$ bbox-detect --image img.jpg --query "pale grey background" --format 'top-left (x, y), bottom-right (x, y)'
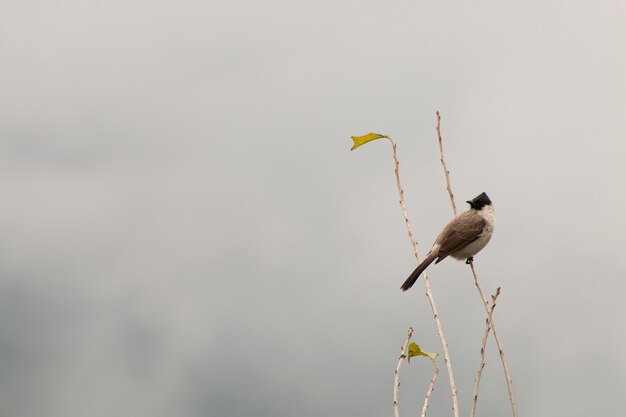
top-left (0, 0), bottom-right (624, 416)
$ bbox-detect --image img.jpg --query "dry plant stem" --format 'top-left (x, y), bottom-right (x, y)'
top-left (388, 139), bottom-right (459, 417)
top-left (470, 263), bottom-right (518, 417)
top-left (421, 367), bottom-right (440, 417)
top-left (434, 112), bottom-right (518, 417)
top-left (470, 287), bottom-right (501, 417)
top-left (436, 111), bottom-right (457, 216)
top-left (394, 327), bottom-right (414, 417)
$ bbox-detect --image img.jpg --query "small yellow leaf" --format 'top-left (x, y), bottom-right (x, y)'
top-left (350, 133), bottom-right (389, 150)
top-left (408, 342), bottom-right (439, 364)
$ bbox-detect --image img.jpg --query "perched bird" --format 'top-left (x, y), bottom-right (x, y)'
top-left (401, 192), bottom-right (495, 291)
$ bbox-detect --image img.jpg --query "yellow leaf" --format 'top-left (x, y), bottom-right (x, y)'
top-left (408, 342), bottom-right (439, 364)
top-left (350, 133), bottom-right (389, 150)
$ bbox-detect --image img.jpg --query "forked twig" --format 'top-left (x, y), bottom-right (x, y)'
top-left (388, 138), bottom-right (459, 417)
top-left (434, 112), bottom-right (518, 417)
top-left (470, 287), bottom-right (501, 417)
top-left (470, 263), bottom-right (517, 417)
top-left (394, 327), bottom-right (414, 417)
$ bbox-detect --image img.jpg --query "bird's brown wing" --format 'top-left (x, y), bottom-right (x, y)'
top-left (434, 212), bottom-right (486, 263)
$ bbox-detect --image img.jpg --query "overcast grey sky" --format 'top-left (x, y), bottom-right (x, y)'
top-left (1, 0), bottom-right (625, 416)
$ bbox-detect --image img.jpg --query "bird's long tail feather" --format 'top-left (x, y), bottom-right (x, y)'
top-left (400, 254), bottom-right (436, 291)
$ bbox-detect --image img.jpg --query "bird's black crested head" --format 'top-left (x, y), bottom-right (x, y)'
top-left (466, 192), bottom-right (492, 210)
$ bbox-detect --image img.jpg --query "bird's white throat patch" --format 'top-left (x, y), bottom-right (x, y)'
top-left (478, 204), bottom-right (496, 230)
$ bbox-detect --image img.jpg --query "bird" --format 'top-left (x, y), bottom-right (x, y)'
top-left (400, 192), bottom-right (495, 291)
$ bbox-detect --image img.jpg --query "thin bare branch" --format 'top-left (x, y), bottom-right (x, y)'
top-left (436, 111), bottom-right (457, 216)
top-left (388, 138), bottom-right (459, 417)
top-left (470, 263), bottom-right (518, 417)
top-left (470, 287), bottom-right (501, 417)
top-left (393, 327), bottom-right (414, 417)
top-left (434, 112), bottom-right (518, 417)
top-left (421, 367), bottom-right (440, 417)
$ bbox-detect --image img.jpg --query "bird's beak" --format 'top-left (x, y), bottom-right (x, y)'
top-left (466, 200), bottom-right (472, 205)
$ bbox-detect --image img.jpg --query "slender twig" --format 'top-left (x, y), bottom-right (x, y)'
top-left (387, 138), bottom-right (459, 417)
top-left (421, 367), bottom-right (440, 417)
top-left (436, 111), bottom-right (457, 216)
top-left (433, 112), bottom-right (518, 417)
top-left (394, 327), bottom-right (414, 417)
top-left (470, 263), bottom-right (518, 417)
top-left (470, 287), bottom-right (501, 417)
